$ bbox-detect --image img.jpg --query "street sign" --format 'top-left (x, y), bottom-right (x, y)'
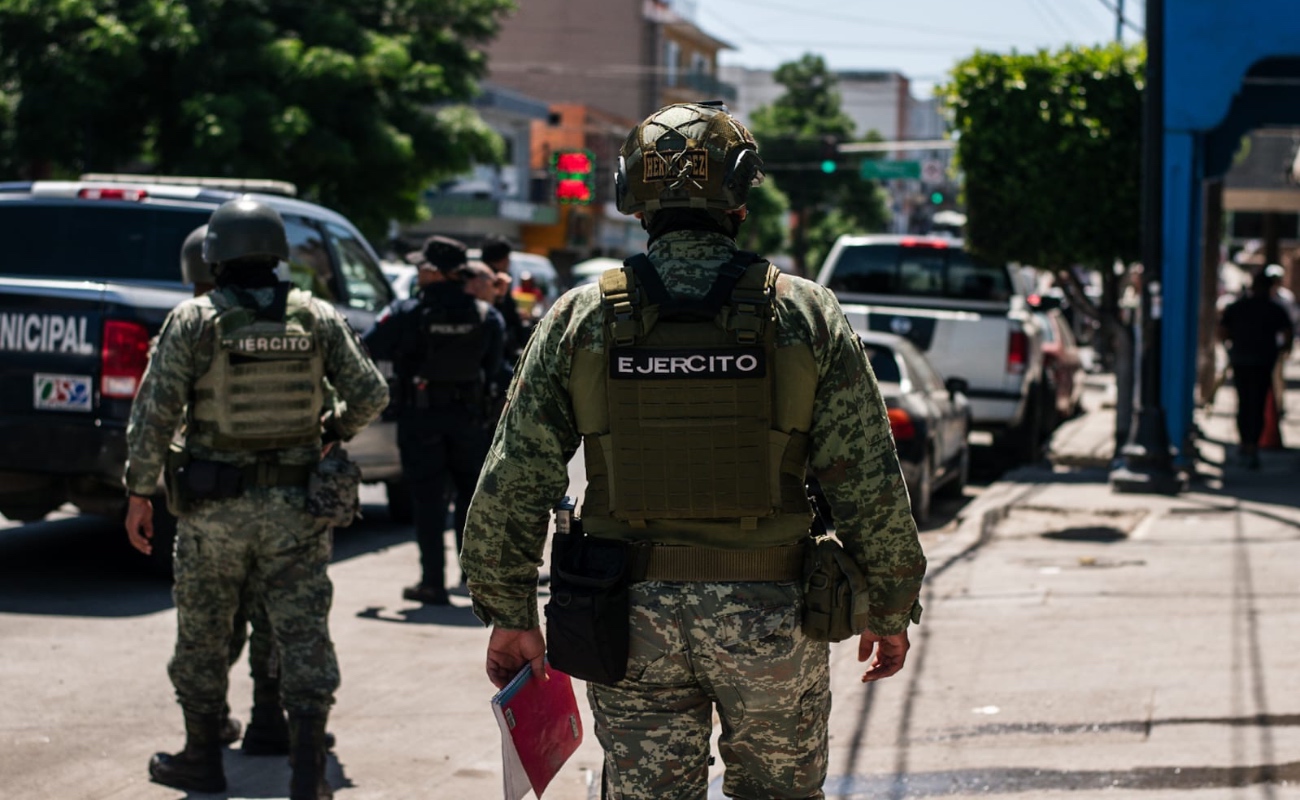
top-left (922, 159), bottom-right (945, 184)
top-left (860, 160), bottom-right (921, 180)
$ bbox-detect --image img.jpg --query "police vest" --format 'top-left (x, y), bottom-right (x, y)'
top-left (190, 288), bottom-right (326, 451)
top-left (416, 292), bottom-right (491, 386)
top-left (569, 251), bottom-right (817, 547)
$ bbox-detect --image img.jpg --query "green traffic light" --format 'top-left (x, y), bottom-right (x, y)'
top-left (930, 191), bottom-right (945, 204)
top-left (821, 160), bottom-right (837, 174)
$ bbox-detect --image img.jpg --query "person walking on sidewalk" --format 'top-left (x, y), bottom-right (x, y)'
top-left (461, 101), bottom-right (926, 798)
top-left (363, 236), bottom-right (505, 604)
top-left (1219, 267), bottom-right (1293, 468)
top-left (125, 198), bottom-right (389, 799)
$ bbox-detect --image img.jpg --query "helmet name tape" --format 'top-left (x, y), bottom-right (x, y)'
top-left (644, 150), bottom-right (709, 187)
top-left (609, 347), bottom-right (766, 380)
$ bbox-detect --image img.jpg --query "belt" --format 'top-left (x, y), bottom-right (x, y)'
top-left (628, 543), bottom-right (805, 583)
top-left (241, 462), bottom-right (313, 488)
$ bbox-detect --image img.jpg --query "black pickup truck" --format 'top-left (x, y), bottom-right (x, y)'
top-left (0, 178), bottom-right (406, 566)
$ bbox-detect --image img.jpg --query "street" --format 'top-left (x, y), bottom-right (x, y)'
top-left (1, 373), bottom-right (1298, 799)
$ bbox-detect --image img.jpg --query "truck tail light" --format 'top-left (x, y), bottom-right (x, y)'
top-left (78, 187), bottom-right (148, 201)
top-left (888, 408), bottom-right (916, 441)
top-left (1006, 329), bottom-right (1028, 375)
top-left (101, 320), bottom-right (151, 398)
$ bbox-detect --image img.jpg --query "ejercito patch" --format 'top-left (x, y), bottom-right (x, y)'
top-left (609, 348), bottom-right (765, 379)
top-left (644, 150), bottom-right (708, 182)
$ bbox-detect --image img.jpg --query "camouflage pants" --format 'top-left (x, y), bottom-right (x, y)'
top-left (169, 487), bottom-right (338, 717)
top-left (588, 580), bottom-right (830, 800)
top-left (228, 585), bottom-right (277, 689)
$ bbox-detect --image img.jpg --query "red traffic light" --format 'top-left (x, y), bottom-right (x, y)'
top-left (556, 178), bottom-right (592, 203)
top-left (555, 151), bottom-right (593, 174)
top-left (552, 149), bottom-right (596, 205)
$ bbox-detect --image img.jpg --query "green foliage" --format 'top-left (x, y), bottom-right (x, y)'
top-left (747, 53), bottom-right (891, 273)
top-left (736, 176), bottom-right (790, 256)
top-left (939, 44), bottom-right (1144, 271)
top-left (0, 0), bottom-right (513, 238)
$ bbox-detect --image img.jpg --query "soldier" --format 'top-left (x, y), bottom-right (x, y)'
top-left (178, 225), bottom-right (319, 757)
top-left (461, 102), bottom-right (926, 798)
top-left (124, 198), bottom-right (389, 799)
top-left (362, 236), bottom-right (505, 604)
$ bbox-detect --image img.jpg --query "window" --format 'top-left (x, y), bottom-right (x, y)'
top-left (283, 217), bottom-right (337, 302)
top-left (861, 342), bottom-right (901, 383)
top-left (324, 222), bottom-right (392, 311)
top-left (828, 243), bottom-right (1011, 302)
top-left (664, 40), bottom-right (680, 86)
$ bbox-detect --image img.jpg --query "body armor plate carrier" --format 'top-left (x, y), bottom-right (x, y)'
top-left (191, 288), bottom-right (325, 451)
top-left (584, 251), bottom-right (809, 532)
top-left (415, 294), bottom-right (491, 392)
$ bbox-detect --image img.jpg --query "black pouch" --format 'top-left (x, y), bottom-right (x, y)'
top-left (183, 459), bottom-right (244, 501)
top-left (544, 522), bottom-right (631, 685)
top-left (163, 443), bottom-right (193, 517)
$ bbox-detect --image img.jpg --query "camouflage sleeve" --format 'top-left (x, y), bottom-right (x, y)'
top-left (803, 285), bottom-right (926, 635)
top-left (123, 305), bottom-right (202, 495)
top-left (461, 293), bottom-right (586, 630)
top-left (318, 304), bottom-right (389, 439)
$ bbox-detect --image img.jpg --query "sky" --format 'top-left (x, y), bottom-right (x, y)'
top-left (690, 0), bottom-right (1146, 98)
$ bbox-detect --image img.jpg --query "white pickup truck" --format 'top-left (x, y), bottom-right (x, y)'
top-left (816, 234), bottom-right (1049, 462)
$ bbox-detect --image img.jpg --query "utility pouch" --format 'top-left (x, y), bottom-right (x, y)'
top-left (544, 499), bottom-right (631, 685)
top-left (182, 459), bottom-right (245, 501)
top-left (163, 443), bottom-right (194, 517)
top-left (307, 447), bottom-right (362, 527)
top-left (801, 535), bottom-right (871, 643)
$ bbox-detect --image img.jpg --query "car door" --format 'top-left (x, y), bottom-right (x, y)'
top-left (899, 341), bottom-right (960, 469)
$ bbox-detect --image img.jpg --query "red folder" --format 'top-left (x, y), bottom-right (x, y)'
top-left (491, 662), bottom-right (583, 799)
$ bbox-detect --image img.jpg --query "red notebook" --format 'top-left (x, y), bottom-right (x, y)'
top-left (491, 662), bottom-right (583, 799)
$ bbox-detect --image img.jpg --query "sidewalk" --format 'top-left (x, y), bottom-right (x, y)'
top-left (838, 367), bottom-right (1300, 799)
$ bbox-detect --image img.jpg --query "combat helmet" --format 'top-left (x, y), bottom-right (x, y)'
top-left (203, 196), bottom-right (290, 264)
top-left (180, 224), bottom-right (212, 284)
top-left (614, 101), bottom-right (764, 215)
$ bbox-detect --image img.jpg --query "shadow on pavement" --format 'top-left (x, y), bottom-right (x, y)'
top-left (0, 502), bottom-right (416, 618)
top-left (354, 603), bottom-right (481, 627)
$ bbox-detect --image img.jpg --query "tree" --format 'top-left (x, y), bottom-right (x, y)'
top-left (736, 177), bottom-right (790, 257)
top-left (939, 44), bottom-right (1144, 335)
top-left (0, 0), bottom-right (512, 239)
top-left (748, 54), bottom-right (891, 275)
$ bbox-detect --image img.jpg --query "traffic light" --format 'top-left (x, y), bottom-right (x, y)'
top-left (552, 149), bottom-right (596, 205)
top-left (929, 190), bottom-right (945, 205)
top-left (819, 135), bottom-right (838, 174)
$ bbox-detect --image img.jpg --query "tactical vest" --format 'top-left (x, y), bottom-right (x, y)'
top-left (570, 251), bottom-right (817, 547)
top-left (190, 288), bottom-right (326, 451)
top-left (416, 292), bottom-right (491, 386)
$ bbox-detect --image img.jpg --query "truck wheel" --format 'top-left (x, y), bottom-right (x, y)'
top-left (386, 480), bottom-right (413, 524)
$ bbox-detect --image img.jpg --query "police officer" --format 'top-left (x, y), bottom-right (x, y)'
top-left (460, 102), bottom-right (926, 798)
top-left (125, 198), bottom-right (389, 799)
top-left (480, 233), bottom-right (527, 360)
top-left (179, 225), bottom-right (320, 757)
top-left (363, 235), bottom-right (505, 604)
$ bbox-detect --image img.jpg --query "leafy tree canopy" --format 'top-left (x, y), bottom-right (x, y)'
top-left (939, 44), bottom-right (1145, 272)
top-left (748, 53), bottom-right (890, 273)
top-left (736, 176), bottom-right (790, 256)
top-left (0, 0), bottom-right (513, 238)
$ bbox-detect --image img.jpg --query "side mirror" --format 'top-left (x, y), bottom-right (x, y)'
top-left (945, 376), bottom-right (969, 397)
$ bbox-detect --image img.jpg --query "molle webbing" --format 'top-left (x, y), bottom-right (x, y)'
top-left (190, 293), bottom-right (325, 451)
top-left (599, 252), bottom-right (783, 525)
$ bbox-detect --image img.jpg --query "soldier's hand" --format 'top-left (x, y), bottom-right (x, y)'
top-left (125, 495), bottom-right (155, 555)
top-left (486, 626), bottom-right (546, 689)
top-left (858, 629), bottom-right (910, 683)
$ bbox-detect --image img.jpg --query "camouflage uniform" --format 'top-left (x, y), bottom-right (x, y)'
top-left (125, 286), bottom-right (388, 717)
top-left (462, 230), bottom-right (925, 799)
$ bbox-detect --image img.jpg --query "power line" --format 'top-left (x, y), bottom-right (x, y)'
top-left (702, 0), bottom-right (1052, 43)
top-left (1024, 0), bottom-right (1080, 40)
top-left (1091, 0), bottom-right (1146, 35)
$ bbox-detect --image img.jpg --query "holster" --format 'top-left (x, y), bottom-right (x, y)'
top-left (163, 443), bottom-right (194, 517)
top-left (306, 447), bottom-right (361, 527)
top-left (801, 535), bottom-right (871, 642)
top-left (544, 519), bottom-right (632, 685)
top-left (175, 457), bottom-right (245, 505)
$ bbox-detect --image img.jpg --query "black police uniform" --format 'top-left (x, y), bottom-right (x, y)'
top-left (364, 277), bottom-right (505, 601)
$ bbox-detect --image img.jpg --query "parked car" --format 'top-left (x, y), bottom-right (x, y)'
top-left (810, 331), bottom-right (971, 527)
top-left (569, 256), bottom-right (626, 287)
top-left (1033, 307), bottom-right (1085, 428)
top-left (0, 176), bottom-right (407, 569)
top-left (380, 259), bottom-right (419, 300)
top-left (816, 234), bottom-right (1048, 463)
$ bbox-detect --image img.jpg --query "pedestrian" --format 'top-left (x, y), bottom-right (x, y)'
top-left (480, 233), bottom-right (527, 360)
top-left (362, 236), bottom-right (505, 604)
top-left (462, 260), bottom-right (515, 421)
top-left (1263, 264), bottom-right (1298, 418)
top-left (460, 102), bottom-right (926, 799)
top-left (178, 224), bottom-right (299, 757)
top-left (124, 197), bottom-right (389, 799)
top-left (1219, 266), bottom-right (1293, 468)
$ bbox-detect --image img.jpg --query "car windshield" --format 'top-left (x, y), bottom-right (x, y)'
top-left (861, 343), bottom-right (901, 383)
top-left (827, 242), bottom-right (1011, 301)
top-left (0, 203), bottom-right (211, 281)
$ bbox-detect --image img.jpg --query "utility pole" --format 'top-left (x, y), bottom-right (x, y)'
top-left (1116, 0), bottom-right (1125, 42)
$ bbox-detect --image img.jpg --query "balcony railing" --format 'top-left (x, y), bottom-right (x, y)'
top-left (666, 71), bottom-right (737, 102)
